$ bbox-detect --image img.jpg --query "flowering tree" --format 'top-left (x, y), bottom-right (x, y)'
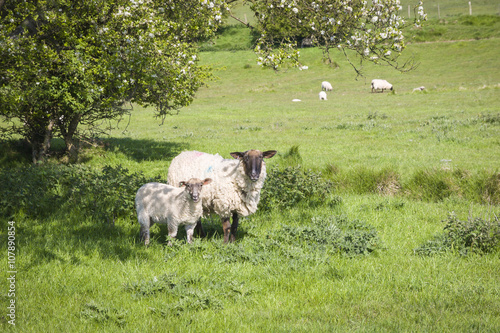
top-left (0, 0), bottom-right (227, 162)
top-left (246, 0), bottom-right (426, 73)
top-left (0, 0), bottom-right (425, 163)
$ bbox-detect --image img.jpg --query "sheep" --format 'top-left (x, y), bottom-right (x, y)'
top-left (319, 91), bottom-right (327, 100)
top-left (321, 81), bottom-right (333, 91)
top-left (135, 178), bottom-right (212, 245)
top-left (167, 149), bottom-right (277, 243)
top-left (371, 79), bottom-right (393, 93)
top-left (301, 37), bottom-right (313, 48)
top-left (413, 86), bottom-right (425, 92)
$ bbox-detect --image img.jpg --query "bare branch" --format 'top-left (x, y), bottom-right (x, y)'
top-left (228, 11), bottom-right (255, 29)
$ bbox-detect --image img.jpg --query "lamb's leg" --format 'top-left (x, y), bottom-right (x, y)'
top-left (140, 227), bottom-right (150, 246)
top-left (185, 224), bottom-right (196, 244)
top-left (230, 212), bottom-right (239, 243)
top-left (194, 218), bottom-right (206, 238)
top-left (138, 214), bottom-right (151, 246)
top-left (222, 217), bottom-right (231, 244)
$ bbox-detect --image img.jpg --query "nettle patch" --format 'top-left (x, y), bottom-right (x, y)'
top-left (260, 164), bottom-right (340, 210)
top-left (414, 213), bottom-right (500, 256)
top-left (124, 272), bottom-right (249, 315)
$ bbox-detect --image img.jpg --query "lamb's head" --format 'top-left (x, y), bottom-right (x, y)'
top-left (179, 178), bottom-right (212, 202)
top-left (230, 149), bottom-right (277, 182)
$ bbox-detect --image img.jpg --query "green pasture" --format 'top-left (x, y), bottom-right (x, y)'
top-left (1, 3), bottom-right (500, 332)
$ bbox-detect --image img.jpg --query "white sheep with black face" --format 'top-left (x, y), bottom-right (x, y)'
top-left (167, 149), bottom-right (277, 243)
top-left (371, 79), bottom-right (394, 93)
top-left (319, 91), bottom-right (327, 100)
top-left (321, 81), bottom-right (333, 91)
top-left (135, 178), bottom-right (212, 245)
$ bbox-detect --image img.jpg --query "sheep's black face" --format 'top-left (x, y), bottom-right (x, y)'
top-left (230, 149), bottom-right (277, 182)
top-left (180, 178), bottom-right (212, 202)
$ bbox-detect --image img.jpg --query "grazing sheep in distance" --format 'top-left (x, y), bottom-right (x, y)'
top-left (319, 91), bottom-right (327, 100)
top-left (322, 81), bottom-right (333, 91)
top-left (301, 37), bottom-right (313, 48)
top-left (167, 149), bottom-right (277, 243)
top-left (413, 86), bottom-right (425, 92)
top-left (135, 178), bottom-right (212, 245)
top-left (371, 79), bottom-right (393, 93)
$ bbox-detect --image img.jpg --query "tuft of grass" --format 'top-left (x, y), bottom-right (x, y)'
top-left (405, 168), bottom-right (500, 205)
top-left (331, 167), bottom-right (401, 196)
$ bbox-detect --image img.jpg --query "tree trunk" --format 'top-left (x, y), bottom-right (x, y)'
top-left (31, 119), bottom-right (55, 163)
top-left (61, 114), bottom-right (81, 163)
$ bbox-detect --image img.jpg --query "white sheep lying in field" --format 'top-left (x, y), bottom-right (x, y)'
top-left (167, 149), bottom-right (277, 243)
top-left (319, 91), bottom-right (327, 100)
top-left (413, 86), bottom-right (425, 92)
top-left (135, 178), bottom-right (212, 245)
top-left (321, 81), bottom-right (333, 91)
top-left (371, 79), bottom-right (393, 93)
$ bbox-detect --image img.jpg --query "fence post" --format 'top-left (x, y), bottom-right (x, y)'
top-left (408, 5), bottom-right (411, 18)
top-left (469, 1), bottom-right (472, 15)
top-left (438, 4), bottom-right (440, 19)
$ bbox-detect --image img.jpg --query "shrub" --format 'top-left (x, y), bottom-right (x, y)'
top-left (414, 213), bottom-right (500, 256)
top-left (0, 164), bottom-right (68, 218)
top-left (0, 164), bottom-right (162, 223)
top-left (259, 164), bottom-right (335, 210)
top-left (67, 165), bottom-right (163, 224)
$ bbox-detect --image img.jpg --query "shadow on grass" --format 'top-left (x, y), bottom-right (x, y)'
top-left (105, 138), bottom-right (189, 162)
top-left (148, 215), bottom-right (249, 245)
top-left (16, 219), bottom-right (139, 269)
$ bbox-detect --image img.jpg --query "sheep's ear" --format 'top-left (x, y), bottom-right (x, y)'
top-left (263, 150), bottom-right (277, 158)
top-left (179, 181), bottom-right (187, 187)
top-left (203, 178), bottom-right (212, 185)
top-left (230, 152), bottom-right (245, 159)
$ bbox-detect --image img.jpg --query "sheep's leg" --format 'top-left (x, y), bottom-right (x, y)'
top-left (194, 218), bottom-right (206, 238)
top-left (185, 224), bottom-right (196, 244)
top-left (167, 225), bottom-right (178, 246)
top-left (230, 212), bottom-right (239, 243)
top-left (222, 217), bottom-right (231, 244)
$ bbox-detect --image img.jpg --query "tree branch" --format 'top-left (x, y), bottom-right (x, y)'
top-left (229, 11), bottom-right (254, 29)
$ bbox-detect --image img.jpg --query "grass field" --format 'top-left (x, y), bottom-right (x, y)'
top-left (1, 1), bottom-right (500, 332)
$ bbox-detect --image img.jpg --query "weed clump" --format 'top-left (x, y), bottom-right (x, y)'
top-left (414, 213), bottom-right (500, 256)
top-left (260, 165), bottom-right (336, 210)
top-left (272, 215), bottom-right (382, 256)
top-left (81, 302), bottom-right (126, 326)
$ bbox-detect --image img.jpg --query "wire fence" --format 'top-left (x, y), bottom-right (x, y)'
top-left (402, 1), bottom-right (500, 19)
